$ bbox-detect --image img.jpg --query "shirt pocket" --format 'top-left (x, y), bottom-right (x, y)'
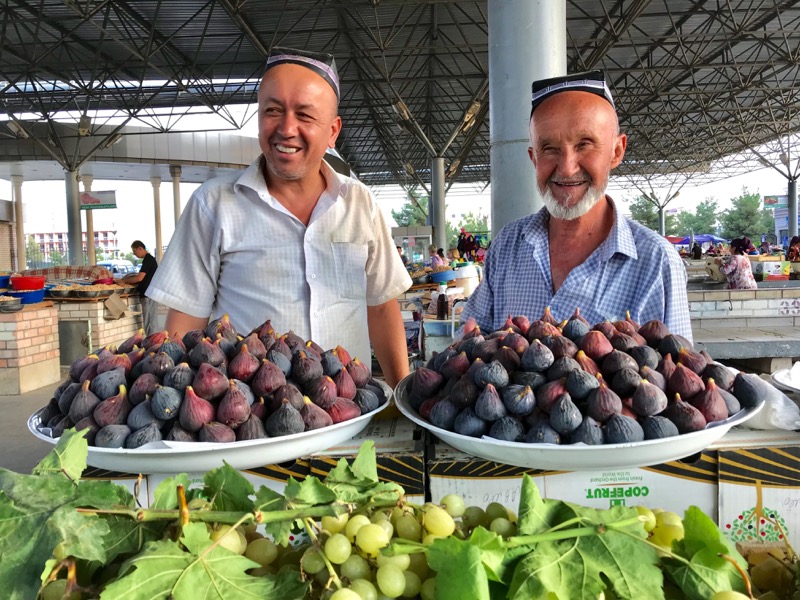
top-left (331, 242), bottom-right (369, 299)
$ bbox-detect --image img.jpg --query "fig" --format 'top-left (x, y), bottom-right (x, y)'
top-left (304, 339), bottom-right (324, 359)
top-left (574, 350), bottom-right (601, 377)
top-left (69, 380), bottom-right (102, 423)
top-left (95, 424), bottom-right (131, 448)
top-left (609, 332), bottom-right (638, 353)
top-left (281, 331), bottom-right (305, 353)
top-left (292, 351), bottom-right (324, 386)
top-left (129, 372), bottom-right (161, 405)
top-left (206, 314), bottom-right (237, 344)
top-left (488, 416), bottom-right (525, 442)
top-left (266, 399), bottom-right (305, 436)
top-left (474, 360), bottom-right (509, 389)
top-left (731, 372), bottom-right (769, 409)
top-left (540, 334), bottom-right (578, 360)
top-left (182, 329), bottom-right (206, 352)
top-left (663, 393), bottom-right (707, 433)
top-left (127, 398), bottom-right (165, 431)
top-left (159, 337), bottom-right (187, 364)
top-left (501, 332), bottom-right (530, 355)
top-left (74, 416), bottom-right (100, 445)
top-left (163, 362), bottom-right (195, 393)
top-left (657, 352), bottom-right (677, 381)
top-left (79, 358), bottom-right (102, 384)
top-left (677, 347), bottom-right (708, 375)
top-left (192, 362), bottom-right (230, 401)
top-left (354, 388), bottom-right (380, 414)
top-left (270, 384), bottom-right (305, 412)
top-left (453, 407), bottom-right (488, 437)
top-left (214, 333), bottom-right (238, 360)
top-left (327, 397), bottom-right (362, 424)
top-left (127, 347), bottom-right (146, 369)
top-left (142, 330), bottom-right (169, 350)
top-left (198, 421), bottom-right (236, 443)
top-left (237, 333), bottom-right (268, 361)
top-left (579, 330), bottom-right (613, 361)
top-left (57, 382), bottom-right (82, 414)
top-left (457, 334), bottom-right (485, 361)
top-left (568, 416), bottom-right (604, 445)
top-left (549, 394), bottom-right (582, 435)
top-left (611, 367), bottom-right (641, 397)
top-left (411, 367), bottom-right (444, 398)
top-left (266, 349), bottom-right (292, 377)
top-left (39, 397), bottom-right (61, 426)
top-left (535, 378), bottom-right (568, 413)
top-left (512, 315), bottom-right (531, 335)
top-left (658, 334), bottom-right (692, 361)
top-left (118, 329), bottom-right (145, 354)
top-left (472, 338), bottom-right (502, 364)
top-left (227, 344), bottom-right (260, 383)
top-left (718, 387), bottom-right (741, 415)
top-left (429, 399), bottom-right (459, 430)
top-left (125, 422), bottom-right (163, 448)
top-left (474, 383), bottom-right (506, 422)
top-left (216, 380), bottom-right (252, 429)
top-left (500, 317), bottom-right (522, 335)
top-left (592, 320), bottom-right (617, 339)
top-left (189, 337), bottom-right (226, 369)
top-left (613, 318), bottom-right (637, 337)
top-left (493, 346), bottom-right (521, 373)
top-left (320, 350), bottom-right (344, 377)
top-left (689, 378), bottom-right (728, 423)
top-left (48, 415), bottom-right (73, 438)
top-left (668, 363), bottom-right (705, 399)
top-left (97, 352), bottom-right (132, 377)
top-left (271, 337), bottom-right (293, 360)
top-left (449, 376), bottom-right (480, 410)
top-left (141, 351), bottom-right (175, 378)
top-left (638, 319), bottom-right (669, 347)
top-left (150, 385), bottom-right (183, 420)
top-left (93, 385), bottom-right (132, 428)
top-left (631, 379), bottom-right (668, 417)
top-left (236, 414), bottom-right (268, 441)
top-left (179, 386), bottom-right (215, 432)
top-left (91, 367), bottom-right (126, 400)
top-left (603, 414), bottom-right (644, 443)
top-left (703, 363), bottom-right (735, 391)
top-left (440, 351), bottom-right (472, 380)
top-left (630, 345), bottom-right (660, 370)
top-left (526, 320), bottom-right (561, 342)
top-left (247, 359), bottom-right (285, 399)
top-left (520, 339), bottom-right (555, 372)
top-left (303, 376), bottom-right (337, 409)
top-left (565, 368), bottom-right (600, 400)
top-left (299, 396), bottom-right (333, 431)
top-left (166, 422), bottom-right (197, 442)
top-left (251, 319), bottom-right (276, 351)
top-left (547, 356), bottom-right (580, 381)
top-left (69, 353), bottom-right (98, 382)
top-left (562, 309), bottom-right (591, 342)
top-left (586, 381), bottom-right (622, 423)
top-left (510, 370), bottom-right (547, 391)
top-left (501, 385), bottom-right (535, 417)
top-left (525, 421), bottom-right (561, 444)
top-left (539, 306), bottom-right (559, 326)
top-left (642, 416), bottom-right (679, 440)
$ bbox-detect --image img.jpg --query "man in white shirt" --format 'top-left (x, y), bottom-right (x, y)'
top-left (147, 47), bottom-right (412, 387)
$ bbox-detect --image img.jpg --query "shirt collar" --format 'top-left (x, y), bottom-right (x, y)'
top-left (234, 156), bottom-right (350, 201)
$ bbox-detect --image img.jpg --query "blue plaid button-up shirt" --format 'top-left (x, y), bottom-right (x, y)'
top-left (461, 197), bottom-right (693, 342)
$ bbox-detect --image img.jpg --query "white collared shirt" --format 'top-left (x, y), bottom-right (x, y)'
top-left (147, 157), bottom-right (412, 365)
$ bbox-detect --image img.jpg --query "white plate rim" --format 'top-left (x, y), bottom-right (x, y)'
top-left (771, 368), bottom-right (800, 394)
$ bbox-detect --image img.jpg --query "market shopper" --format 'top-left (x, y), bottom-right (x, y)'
top-left (788, 236), bottom-right (800, 261)
top-left (460, 70), bottom-right (693, 341)
top-left (429, 244), bottom-right (446, 269)
top-left (121, 241), bottom-right (159, 335)
top-left (716, 237), bottom-right (758, 290)
top-left (147, 47), bottom-right (412, 387)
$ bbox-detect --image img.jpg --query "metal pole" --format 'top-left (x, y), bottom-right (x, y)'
top-left (658, 206), bottom-right (666, 236)
top-left (488, 0), bottom-right (566, 236)
top-left (65, 169), bottom-right (82, 265)
top-left (151, 176), bottom-right (163, 261)
top-left (11, 175), bottom-right (25, 271)
top-left (431, 157), bottom-right (446, 252)
top-left (81, 175), bottom-right (96, 265)
top-left (789, 178), bottom-right (798, 239)
top-left (169, 165), bottom-right (182, 227)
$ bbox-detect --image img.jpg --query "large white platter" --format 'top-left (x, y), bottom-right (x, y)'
top-left (394, 375), bottom-right (764, 471)
top-left (28, 381), bottom-right (391, 474)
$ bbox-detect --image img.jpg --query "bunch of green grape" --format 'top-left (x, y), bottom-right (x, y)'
top-left (635, 506), bottom-right (685, 551)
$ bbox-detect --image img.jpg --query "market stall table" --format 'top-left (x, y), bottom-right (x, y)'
top-left (0, 301), bottom-right (60, 394)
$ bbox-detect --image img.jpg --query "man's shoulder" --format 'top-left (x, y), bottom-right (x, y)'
top-left (493, 212), bottom-right (541, 244)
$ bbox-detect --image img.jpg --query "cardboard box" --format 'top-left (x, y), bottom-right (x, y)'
top-left (310, 417), bottom-right (426, 502)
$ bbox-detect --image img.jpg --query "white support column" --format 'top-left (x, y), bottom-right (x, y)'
top-left (169, 165), bottom-right (182, 228)
top-left (81, 174), bottom-right (95, 265)
top-left (151, 176), bottom-right (163, 261)
top-left (431, 157), bottom-right (447, 251)
top-left (65, 170), bottom-right (82, 265)
top-left (11, 175), bottom-right (25, 271)
top-left (488, 0), bottom-right (566, 235)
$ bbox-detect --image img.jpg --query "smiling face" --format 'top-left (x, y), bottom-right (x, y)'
top-left (528, 91), bottom-right (626, 220)
top-left (257, 64), bottom-right (342, 185)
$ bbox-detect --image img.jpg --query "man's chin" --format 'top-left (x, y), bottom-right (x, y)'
top-left (541, 186), bottom-right (604, 221)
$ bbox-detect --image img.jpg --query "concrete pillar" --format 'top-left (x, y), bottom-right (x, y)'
top-left (789, 179), bottom-right (798, 239)
top-left (10, 175), bottom-right (25, 271)
top-left (488, 0), bottom-right (566, 236)
top-left (151, 176), bottom-right (163, 261)
top-left (65, 170), bottom-right (82, 265)
top-left (81, 175), bottom-right (96, 265)
top-left (431, 157), bottom-right (447, 251)
top-left (169, 165), bottom-right (182, 227)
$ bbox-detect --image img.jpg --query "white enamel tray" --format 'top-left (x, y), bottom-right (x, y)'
top-left (394, 375), bottom-right (764, 471)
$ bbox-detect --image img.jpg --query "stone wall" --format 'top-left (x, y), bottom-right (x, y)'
top-left (55, 295), bottom-right (143, 354)
top-left (0, 302), bottom-right (60, 393)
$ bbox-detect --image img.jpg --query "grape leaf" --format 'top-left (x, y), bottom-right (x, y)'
top-left (467, 526), bottom-right (507, 582)
top-left (254, 487), bottom-right (292, 546)
top-left (284, 476), bottom-right (337, 505)
top-left (350, 439), bottom-right (379, 481)
top-left (662, 506), bottom-right (748, 599)
top-left (99, 522), bottom-right (307, 599)
top-left (516, 473), bottom-right (563, 536)
top-left (323, 442), bottom-right (403, 504)
top-left (99, 515), bottom-right (167, 565)
top-left (204, 463), bottom-right (255, 512)
top-left (427, 536), bottom-right (491, 600)
top-left (32, 428), bottom-right (88, 481)
top-left (151, 473), bottom-right (192, 509)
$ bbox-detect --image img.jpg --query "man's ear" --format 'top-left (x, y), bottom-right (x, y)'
top-left (610, 133), bottom-right (627, 169)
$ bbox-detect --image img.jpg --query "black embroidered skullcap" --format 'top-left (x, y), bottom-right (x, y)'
top-left (264, 47), bottom-right (340, 101)
top-left (531, 70), bottom-right (614, 115)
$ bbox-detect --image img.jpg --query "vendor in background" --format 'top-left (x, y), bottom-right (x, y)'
top-left (429, 244), bottom-right (446, 268)
top-left (397, 245), bottom-right (410, 268)
top-left (716, 237), bottom-right (757, 290)
top-left (788, 236), bottom-right (800, 261)
top-left (760, 239), bottom-right (772, 255)
top-left (121, 240), bottom-right (159, 335)
top-left (146, 47), bottom-right (412, 387)
top-left (691, 242), bottom-right (702, 260)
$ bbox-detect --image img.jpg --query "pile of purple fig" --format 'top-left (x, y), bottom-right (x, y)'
top-left (35, 315), bottom-right (387, 449)
top-left (407, 308), bottom-right (766, 445)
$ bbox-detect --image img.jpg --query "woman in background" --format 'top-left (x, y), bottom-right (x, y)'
top-left (716, 237), bottom-right (757, 290)
top-left (429, 244), bottom-right (445, 268)
top-left (787, 236), bottom-right (800, 261)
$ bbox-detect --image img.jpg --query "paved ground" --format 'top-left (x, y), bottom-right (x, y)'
top-left (0, 379), bottom-right (62, 473)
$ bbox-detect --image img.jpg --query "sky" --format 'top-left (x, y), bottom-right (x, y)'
top-left (0, 129), bottom-right (792, 256)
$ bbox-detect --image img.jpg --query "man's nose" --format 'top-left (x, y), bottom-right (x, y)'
top-left (276, 112), bottom-right (299, 136)
top-left (556, 147), bottom-right (580, 178)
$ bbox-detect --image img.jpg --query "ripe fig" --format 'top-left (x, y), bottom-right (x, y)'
top-left (292, 351), bottom-right (324, 386)
top-left (236, 414), bottom-right (268, 441)
top-left (192, 362), bottom-right (230, 401)
top-left (198, 421), bottom-right (236, 443)
top-left (163, 362), bottom-right (195, 393)
top-left (457, 334), bottom-right (485, 362)
top-left (677, 347), bottom-right (708, 375)
top-left (611, 367), bottom-right (641, 397)
top-left (500, 316), bottom-right (522, 335)
top-left (141, 351), bottom-right (175, 378)
top-left (227, 344), bottom-right (260, 383)
top-left (69, 380), bottom-right (102, 423)
top-left (586, 381), bottom-right (622, 423)
top-left (658, 334), bottom-right (692, 361)
top-left (69, 353), bottom-right (98, 382)
top-left (440, 351), bottom-right (472, 380)
top-left (237, 333), bottom-right (268, 361)
top-left (189, 337), bottom-right (227, 369)
top-left (538, 306), bottom-right (559, 326)
top-left (429, 399), bottom-right (459, 430)
top-left (449, 376), bottom-right (480, 410)
top-left (613, 317), bottom-right (637, 337)
top-left (206, 314), bottom-right (237, 344)
top-left (302, 375), bottom-right (336, 410)
top-left (574, 350), bottom-right (601, 377)
top-left (501, 332), bottom-right (530, 356)
top-left (127, 398), bottom-right (165, 431)
top-left (657, 352), bottom-right (677, 382)
top-left (642, 416), bottom-right (679, 440)
top-left (264, 398), bottom-right (305, 436)
top-left (631, 379), bottom-right (668, 417)
top-left (454, 407), bottom-right (488, 437)
top-left (663, 393), bottom-right (707, 433)
top-left (129, 372), bottom-right (161, 405)
top-left (299, 396), bottom-right (334, 431)
top-left (488, 416), bottom-right (525, 442)
top-left (57, 382), bottom-right (82, 415)
top-left (79, 358), bottom-right (101, 385)
top-left (474, 360), bottom-right (509, 389)
top-left (610, 332), bottom-right (638, 353)
top-left (320, 350), bottom-right (344, 377)
top-left (494, 346), bottom-right (521, 373)
top-left (411, 367), bottom-right (444, 398)
top-left (266, 348), bottom-right (292, 377)
top-left (668, 363), bottom-right (705, 399)
top-left (535, 378), bottom-right (568, 413)
top-left (731, 372), bottom-right (769, 409)
top-left (97, 352), bottom-right (132, 378)
top-left (354, 388), bottom-right (381, 414)
top-left (179, 386), bottom-right (215, 432)
top-left (344, 358), bottom-right (371, 388)
top-left (151, 385), bottom-right (183, 420)
top-left (166, 422), bottom-right (197, 442)
top-left (48, 415), bottom-right (73, 438)
top-left (127, 348), bottom-right (146, 371)
top-left (142, 330), bottom-right (169, 350)
top-left (327, 397), bottom-right (362, 424)
top-left (125, 422), bottom-right (163, 448)
top-left (74, 416), bottom-right (100, 445)
top-left (603, 414), bottom-right (644, 443)
top-left (475, 383), bottom-right (506, 422)
top-left (182, 329), bottom-right (205, 352)
top-left (501, 385), bottom-right (535, 417)
top-left (549, 394), bottom-right (582, 435)
top-left (512, 315), bottom-right (531, 335)
top-left (547, 356), bottom-right (580, 381)
top-left (568, 416), bottom-right (604, 445)
top-left (304, 339), bottom-right (324, 359)
top-left (565, 368), bottom-right (600, 401)
top-left (216, 380), bottom-right (252, 429)
top-left (689, 378), bottom-right (728, 423)
top-left (510, 370), bottom-right (547, 391)
top-left (579, 330), bottom-right (613, 361)
top-left (91, 367), bottom-right (127, 400)
top-left (93, 385), bottom-right (132, 428)
top-left (526, 320), bottom-right (562, 343)
top-left (472, 337), bottom-right (502, 364)
top-left (159, 337), bottom-right (187, 365)
top-left (520, 339), bottom-right (555, 372)
top-left (250, 397), bottom-right (268, 420)
top-left (95, 424), bottom-right (131, 448)
top-left (250, 319), bottom-right (276, 351)
top-left (703, 362), bottom-right (735, 391)
top-left (592, 320), bottom-right (617, 339)
top-left (270, 383), bottom-right (305, 412)
top-left (718, 387), bottom-right (741, 415)
top-left (630, 345), bottom-right (660, 370)
top-left (214, 333), bottom-right (237, 360)
top-left (540, 334), bottom-right (578, 360)
top-left (638, 319), bottom-right (670, 347)
top-left (525, 421), bottom-right (561, 444)
top-left (118, 329), bottom-right (145, 355)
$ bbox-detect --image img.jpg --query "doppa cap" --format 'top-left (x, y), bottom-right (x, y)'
top-left (264, 47), bottom-right (340, 101)
top-left (531, 70), bottom-right (614, 115)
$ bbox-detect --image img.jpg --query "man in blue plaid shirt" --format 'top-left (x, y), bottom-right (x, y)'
top-left (461, 71), bottom-right (692, 342)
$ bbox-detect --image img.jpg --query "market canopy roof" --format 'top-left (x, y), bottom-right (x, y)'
top-left (2, 1), bottom-right (800, 188)
top-left (668, 234), bottom-right (729, 245)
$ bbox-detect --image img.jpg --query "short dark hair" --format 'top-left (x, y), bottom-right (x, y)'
top-left (131, 240), bottom-right (146, 250)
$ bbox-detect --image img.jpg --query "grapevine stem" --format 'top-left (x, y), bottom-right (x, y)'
top-left (506, 516), bottom-right (644, 548)
top-left (177, 485), bottom-right (189, 527)
top-left (302, 517), bottom-right (343, 590)
top-left (76, 504), bottom-right (344, 524)
top-left (717, 553), bottom-right (753, 599)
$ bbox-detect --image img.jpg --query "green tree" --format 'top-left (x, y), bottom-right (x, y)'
top-left (625, 196), bottom-right (678, 235)
top-left (124, 251), bottom-right (140, 266)
top-left (391, 190), bottom-right (428, 226)
top-left (26, 236), bottom-right (44, 268)
top-left (446, 212), bottom-right (490, 250)
top-left (50, 249), bottom-right (65, 266)
top-left (675, 198), bottom-right (718, 236)
top-left (95, 247), bottom-right (104, 262)
top-left (718, 190), bottom-right (773, 241)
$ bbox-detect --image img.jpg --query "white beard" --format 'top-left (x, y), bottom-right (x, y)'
top-left (541, 183), bottom-right (605, 221)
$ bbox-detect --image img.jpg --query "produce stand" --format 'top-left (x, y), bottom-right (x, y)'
top-left (0, 301), bottom-right (60, 394)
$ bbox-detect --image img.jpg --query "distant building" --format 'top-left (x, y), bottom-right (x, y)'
top-left (29, 229), bottom-right (119, 261)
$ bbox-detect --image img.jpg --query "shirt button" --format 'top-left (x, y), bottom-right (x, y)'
top-left (311, 274), bottom-right (316, 279)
